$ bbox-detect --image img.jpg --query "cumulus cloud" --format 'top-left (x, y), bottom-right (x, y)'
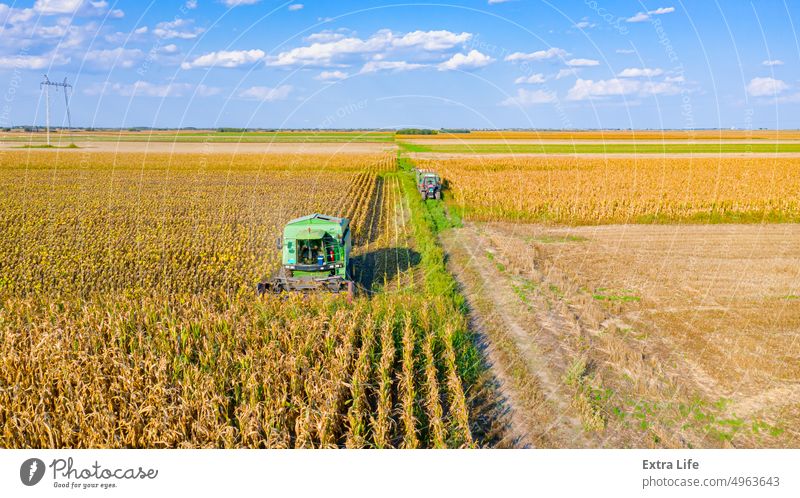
top-left (153, 18), bottom-right (204, 39)
top-left (360, 60), bottom-right (426, 73)
top-left (746, 77), bottom-right (788, 97)
top-left (185, 0), bottom-right (198, 9)
top-left (238, 85), bottom-right (293, 101)
top-left (574, 18), bottom-right (595, 29)
top-left (762, 59), bottom-right (784, 66)
top-left (223, 0), bottom-right (260, 6)
top-left (438, 50), bottom-right (494, 71)
top-left (316, 70), bottom-right (348, 81)
top-left (288, 3), bottom-right (303, 11)
top-left (501, 88), bottom-right (557, 106)
top-left (627, 6), bottom-right (675, 23)
top-left (505, 47), bottom-right (567, 62)
top-left (566, 58), bottom-right (599, 67)
top-left (0, 53), bottom-right (70, 69)
top-left (567, 78), bottom-right (680, 100)
top-left (181, 49), bottom-right (265, 69)
top-left (84, 81), bottom-right (221, 98)
top-left (618, 67), bottom-right (664, 78)
top-left (266, 28), bottom-right (471, 68)
top-left (514, 73), bottom-right (546, 84)
top-left (556, 68), bottom-right (579, 79)
top-left (34, 0), bottom-right (122, 17)
top-left (83, 47), bottom-right (144, 69)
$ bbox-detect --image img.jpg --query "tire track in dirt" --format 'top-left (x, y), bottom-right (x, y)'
top-left (441, 227), bottom-right (595, 447)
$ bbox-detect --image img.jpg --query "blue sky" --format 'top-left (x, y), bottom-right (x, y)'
top-left (0, 0), bottom-right (798, 129)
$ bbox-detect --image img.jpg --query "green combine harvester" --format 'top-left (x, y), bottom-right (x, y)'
top-left (257, 213), bottom-right (355, 297)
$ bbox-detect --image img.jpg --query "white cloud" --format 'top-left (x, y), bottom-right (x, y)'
top-left (305, 30), bottom-right (347, 43)
top-left (626, 12), bottom-right (650, 22)
top-left (616, 48), bottom-right (635, 54)
top-left (627, 6), bottom-right (675, 23)
top-left (84, 81), bottom-right (221, 98)
top-left (640, 81), bottom-right (681, 96)
top-left (223, 0), bottom-right (260, 6)
top-left (574, 18), bottom-right (595, 29)
top-left (618, 67), bottom-right (663, 78)
top-left (505, 47), bottom-right (567, 62)
top-left (488, 0), bottom-right (513, 4)
top-left (501, 88), bottom-right (557, 106)
top-left (288, 4), bottom-right (303, 11)
top-left (392, 30), bottom-right (472, 50)
top-left (650, 7), bottom-right (675, 15)
top-left (566, 58), bottom-right (599, 67)
top-left (746, 77), bottom-right (788, 97)
top-left (239, 85), bottom-right (293, 101)
top-left (0, 53), bottom-right (70, 69)
top-left (567, 77), bottom-right (680, 100)
top-left (514, 73), bottom-right (546, 84)
top-left (568, 78), bottom-right (638, 100)
top-left (438, 50), bottom-right (494, 71)
top-left (316, 70), bottom-right (348, 81)
top-left (84, 47), bottom-right (143, 69)
top-left (34, 0), bottom-right (83, 14)
top-left (762, 59), bottom-right (784, 67)
top-left (556, 68), bottom-right (579, 79)
top-left (266, 29), bottom-right (471, 68)
top-left (153, 18), bottom-right (204, 39)
top-left (665, 75), bottom-right (684, 82)
top-left (33, 0), bottom-right (122, 17)
top-left (360, 60), bottom-right (426, 73)
top-left (185, 0), bottom-right (198, 9)
top-left (181, 49), bottom-right (265, 69)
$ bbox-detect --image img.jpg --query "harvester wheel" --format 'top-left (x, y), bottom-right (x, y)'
top-left (347, 281), bottom-right (355, 302)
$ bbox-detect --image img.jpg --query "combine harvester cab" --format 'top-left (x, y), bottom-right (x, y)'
top-left (258, 213), bottom-right (354, 298)
top-left (415, 169), bottom-right (442, 200)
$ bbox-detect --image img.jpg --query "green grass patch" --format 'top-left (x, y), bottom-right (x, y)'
top-left (526, 234), bottom-right (588, 244)
top-left (593, 288), bottom-right (640, 302)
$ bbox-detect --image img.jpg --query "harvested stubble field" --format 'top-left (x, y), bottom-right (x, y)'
top-left (0, 150), bottom-right (490, 448)
top-left (442, 222), bottom-right (800, 448)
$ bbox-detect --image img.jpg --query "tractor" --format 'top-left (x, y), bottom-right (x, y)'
top-left (415, 169), bottom-right (442, 200)
top-left (257, 213), bottom-right (355, 297)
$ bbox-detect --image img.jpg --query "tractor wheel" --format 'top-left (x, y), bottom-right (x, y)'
top-left (434, 191), bottom-right (441, 200)
top-left (347, 281), bottom-right (355, 302)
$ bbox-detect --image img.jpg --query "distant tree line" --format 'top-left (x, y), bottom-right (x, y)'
top-left (396, 128), bottom-right (438, 135)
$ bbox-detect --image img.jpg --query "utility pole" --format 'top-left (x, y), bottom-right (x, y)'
top-left (40, 75), bottom-right (73, 146)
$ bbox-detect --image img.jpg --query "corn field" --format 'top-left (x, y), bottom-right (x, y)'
top-left (419, 156), bottom-right (800, 224)
top-left (0, 151), bottom-right (482, 448)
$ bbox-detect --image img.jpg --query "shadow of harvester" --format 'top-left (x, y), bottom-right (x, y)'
top-left (351, 247), bottom-right (421, 294)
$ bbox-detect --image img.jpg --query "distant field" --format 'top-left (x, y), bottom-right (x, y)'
top-left (408, 130), bottom-right (800, 140)
top-left (0, 131), bottom-right (395, 143)
top-left (400, 142), bottom-right (800, 154)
